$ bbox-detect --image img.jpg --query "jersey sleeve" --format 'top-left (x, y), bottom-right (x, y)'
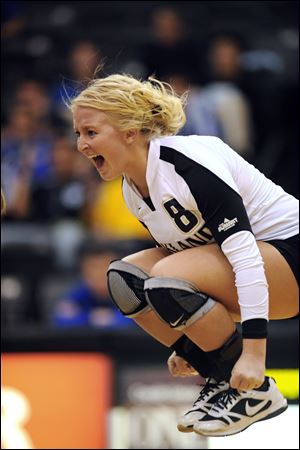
top-left (172, 149), bottom-right (269, 337)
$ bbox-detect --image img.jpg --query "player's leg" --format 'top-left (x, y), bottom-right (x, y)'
top-left (108, 246), bottom-right (241, 432)
top-left (108, 247), bottom-right (225, 375)
top-left (148, 241), bottom-right (298, 327)
top-left (140, 246), bottom-right (241, 432)
top-left (147, 241), bottom-right (297, 435)
top-left (108, 248), bottom-right (241, 379)
top-left (122, 247), bottom-right (241, 352)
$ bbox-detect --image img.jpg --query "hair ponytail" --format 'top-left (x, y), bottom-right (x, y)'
top-left (70, 74), bottom-right (187, 139)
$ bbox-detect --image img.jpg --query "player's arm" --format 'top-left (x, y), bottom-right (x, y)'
top-left (170, 148), bottom-right (268, 387)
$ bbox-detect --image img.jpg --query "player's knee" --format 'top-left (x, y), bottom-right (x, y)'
top-left (144, 277), bottom-right (216, 330)
top-left (107, 260), bottom-right (151, 318)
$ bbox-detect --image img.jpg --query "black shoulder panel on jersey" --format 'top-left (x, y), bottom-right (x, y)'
top-left (160, 145), bottom-right (253, 246)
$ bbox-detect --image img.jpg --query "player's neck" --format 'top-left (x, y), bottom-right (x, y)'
top-left (124, 141), bottom-right (150, 197)
top-left (126, 175), bottom-right (149, 198)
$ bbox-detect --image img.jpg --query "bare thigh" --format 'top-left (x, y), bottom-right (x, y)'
top-left (123, 247), bottom-right (169, 273)
top-left (150, 242), bottom-right (299, 321)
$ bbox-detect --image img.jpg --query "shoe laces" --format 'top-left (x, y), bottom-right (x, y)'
top-left (211, 388), bottom-right (240, 412)
top-left (193, 378), bottom-right (225, 407)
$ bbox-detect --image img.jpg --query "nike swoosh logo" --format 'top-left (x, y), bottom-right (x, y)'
top-left (170, 314), bottom-right (184, 327)
top-left (245, 400), bottom-right (269, 416)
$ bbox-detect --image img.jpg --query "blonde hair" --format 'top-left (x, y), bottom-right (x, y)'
top-left (70, 74), bottom-right (187, 139)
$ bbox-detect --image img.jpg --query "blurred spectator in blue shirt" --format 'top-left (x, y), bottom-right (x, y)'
top-left (1, 103), bottom-right (55, 219)
top-left (53, 239), bottom-right (132, 328)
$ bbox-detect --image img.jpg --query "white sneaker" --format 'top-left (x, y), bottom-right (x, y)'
top-left (193, 377), bottom-right (288, 437)
top-left (177, 378), bottom-right (229, 433)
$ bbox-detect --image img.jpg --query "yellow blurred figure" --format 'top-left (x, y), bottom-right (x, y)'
top-left (90, 177), bottom-right (150, 240)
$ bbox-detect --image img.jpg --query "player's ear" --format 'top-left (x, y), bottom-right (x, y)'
top-left (124, 129), bottom-right (138, 144)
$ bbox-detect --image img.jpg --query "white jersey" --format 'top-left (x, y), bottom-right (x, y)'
top-left (122, 135), bottom-right (299, 323)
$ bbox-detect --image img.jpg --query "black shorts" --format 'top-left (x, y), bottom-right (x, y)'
top-left (265, 234), bottom-right (299, 284)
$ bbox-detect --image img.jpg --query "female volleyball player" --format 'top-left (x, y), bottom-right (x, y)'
top-left (69, 74), bottom-right (298, 437)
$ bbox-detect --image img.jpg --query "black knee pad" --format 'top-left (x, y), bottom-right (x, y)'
top-left (107, 260), bottom-right (150, 317)
top-left (144, 277), bottom-right (216, 330)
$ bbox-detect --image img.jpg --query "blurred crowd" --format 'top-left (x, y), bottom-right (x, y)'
top-left (1, 2), bottom-right (299, 329)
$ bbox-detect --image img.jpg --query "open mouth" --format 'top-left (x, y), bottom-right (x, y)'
top-left (92, 155), bottom-right (105, 171)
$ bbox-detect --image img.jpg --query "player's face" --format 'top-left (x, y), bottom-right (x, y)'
top-left (73, 106), bottom-right (130, 181)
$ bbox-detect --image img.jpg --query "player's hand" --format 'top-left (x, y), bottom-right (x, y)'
top-left (167, 351), bottom-right (199, 377)
top-left (230, 352), bottom-right (265, 391)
